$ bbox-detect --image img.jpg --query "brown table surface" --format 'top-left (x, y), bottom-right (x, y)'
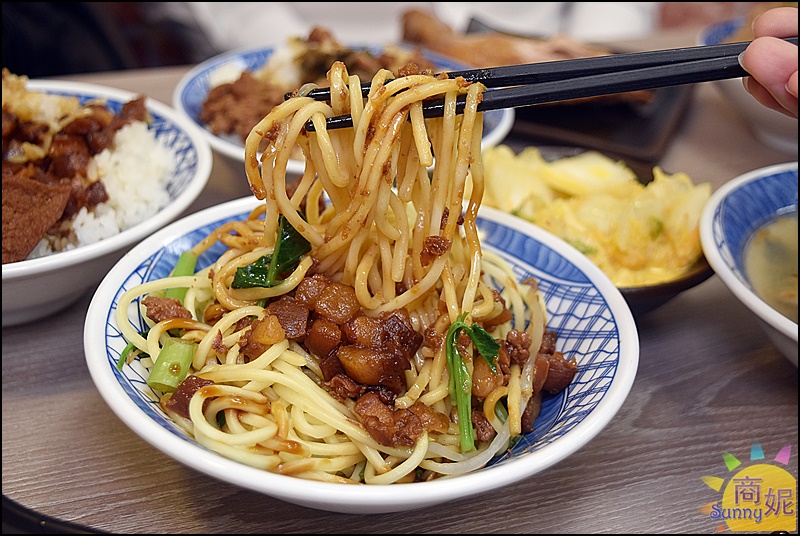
top-left (3, 28), bottom-right (797, 534)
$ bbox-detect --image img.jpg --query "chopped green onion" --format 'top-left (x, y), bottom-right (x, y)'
top-left (116, 331), bottom-right (150, 370)
top-left (146, 337), bottom-right (197, 392)
top-left (494, 400), bottom-right (509, 422)
top-left (165, 251), bottom-right (198, 303)
top-left (648, 216), bottom-right (665, 239)
top-left (565, 239), bottom-right (597, 255)
top-left (496, 400), bottom-right (526, 451)
top-left (493, 400), bottom-right (522, 449)
top-left (116, 342), bottom-right (136, 371)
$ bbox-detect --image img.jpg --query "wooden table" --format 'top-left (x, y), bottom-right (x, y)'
top-left (3, 28), bottom-right (797, 534)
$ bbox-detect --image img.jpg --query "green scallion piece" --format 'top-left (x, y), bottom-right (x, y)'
top-left (165, 251), bottom-right (198, 303)
top-left (146, 337), bottom-right (197, 392)
top-left (116, 342), bottom-right (136, 371)
top-left (116, 332), bottom-right (150, 370)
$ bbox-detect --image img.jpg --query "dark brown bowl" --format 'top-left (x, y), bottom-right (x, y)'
top-left (618, 254), bottom-right (715, 317)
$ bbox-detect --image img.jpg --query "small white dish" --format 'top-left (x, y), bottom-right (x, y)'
top-left (173, 43), bottom-right (514, 171)
top-left (2, 80), bottom-right (213, 327)
top-left (700, 162), bottom-right (798, 366)
top-left (84, 197), bottom-right (638, 514)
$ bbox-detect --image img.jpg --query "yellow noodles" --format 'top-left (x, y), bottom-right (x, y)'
top-left (117, 61), bottom-right (557, 484)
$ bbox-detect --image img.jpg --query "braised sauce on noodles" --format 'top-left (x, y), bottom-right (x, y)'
top-left (117, 61), bottom-right (577, 484)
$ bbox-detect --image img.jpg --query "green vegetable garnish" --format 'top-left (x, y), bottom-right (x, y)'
top-left (493, 398), bottom-right (522, 449)
top-left (165, 251), bottom-right (198, 304)
top-left (116, 342), bottom-right (136, 371)
top-left (232, 214), bottom-right (311, 288)
top-left (116, 331), bottom-right (150, 370)
top-left (233, 254), bottom-right (272, 289)
top-left (445, 312), bottom-right (501, 453)
top-left (494, 400), bottom-right (509, 422)
top-left (146, 337), bottom-right (197, 392)
top-left (566, 239), bottom-right (597, 255)
top-left (648, 216), bottom-right (665, 239)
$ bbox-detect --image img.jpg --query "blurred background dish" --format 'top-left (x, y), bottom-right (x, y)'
top-left (700, 162), bottom-right (798, 366)
top-left (173, 39), bottom-right (514, 173)
top-left (508, 85), bottom-right (693, 181)
top-left (405, 11), bottom-right (695, 180)
top-left (2, 78), bottom-right (212, 327)
top-left (84, 196), bottom-right (638, 514)
top-left (697, 17), bottom-right (799, 157)
top-left (480, 145), bottom-right (714, 317)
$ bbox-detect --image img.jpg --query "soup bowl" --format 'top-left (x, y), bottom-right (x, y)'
top-left (699, 162), bottom-right (798, 366)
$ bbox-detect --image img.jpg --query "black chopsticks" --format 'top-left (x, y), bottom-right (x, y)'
top-left (294, 37), bottom-right (798, 131)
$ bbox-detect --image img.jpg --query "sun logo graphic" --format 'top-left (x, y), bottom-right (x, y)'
top-left (699, 441), bottom-right (796, 532)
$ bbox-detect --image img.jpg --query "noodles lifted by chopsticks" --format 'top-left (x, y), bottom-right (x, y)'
top-left (116, 61), bottom-right (576, 484)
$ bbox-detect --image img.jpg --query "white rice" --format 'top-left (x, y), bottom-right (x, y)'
top-left (29, 121), bottom-right (174, 258)
top-left (208, 61), bottom-right (246, 87)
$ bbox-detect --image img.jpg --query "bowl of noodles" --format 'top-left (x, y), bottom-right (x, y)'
top-left (172, 29), bottom-right (514, 173)
top-left (700, 162), bottom-right (798, 366)
top-left (85, 65), bottom-right (636, 514)
top-left (2, 72), bottom-right (213, 327)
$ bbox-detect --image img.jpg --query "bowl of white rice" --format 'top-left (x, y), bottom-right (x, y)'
top-left (2, 77), bottom-right (213, 327)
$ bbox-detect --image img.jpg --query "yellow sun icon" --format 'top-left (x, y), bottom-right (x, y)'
top-left (699, 442), bottom-right (796, 532)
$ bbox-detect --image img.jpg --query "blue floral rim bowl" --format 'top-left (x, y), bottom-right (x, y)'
top-left (700, 162), bottom-right (799, 366)
top-left (173, 43), bottom-right (515, 171)
top-left (84, 198), bottom-right (638, 514)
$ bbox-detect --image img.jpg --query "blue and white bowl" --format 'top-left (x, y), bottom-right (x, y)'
top-left (700, 162), bottom-right (799, 366)
top-left (173, 44), bottom-right (515, 171)
top-left (2, 80), bottom-right (213, 327)
top-left (84, 198), bottom-right (638, 514)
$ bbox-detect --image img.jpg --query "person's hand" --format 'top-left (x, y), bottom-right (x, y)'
top-left (738, 6), bottom-right (798, 118)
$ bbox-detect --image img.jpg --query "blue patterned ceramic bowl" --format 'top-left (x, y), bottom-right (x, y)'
top-left (700, 162), bottom-right (798, 366)
top-left (2, 80), bottom-right (212, 327)
top-left (84, 198), bottom-right (638, 514)
top-left (173, 44), bottom-right (514, 171)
